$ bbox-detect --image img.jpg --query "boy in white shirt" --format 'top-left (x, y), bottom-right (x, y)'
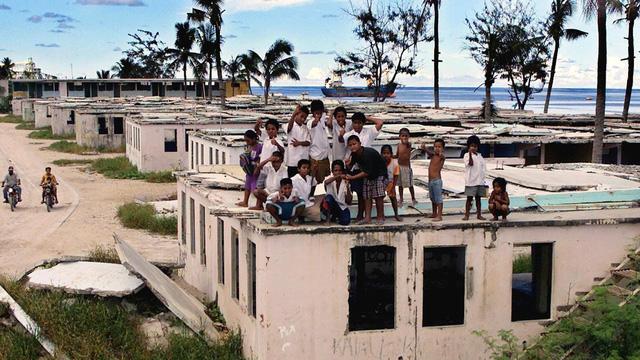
top-left (308, 100), bottom-right (331, 186)
top-left (286, 105), bottom-right (311, 178)
top-left (254, 118), bottom-right (285, 160)
top-left (266, 178), bottom-right (305, 227)
top-left (321, 160), bottom-right (352, 225)
top-left (326, 106), bottom-right (352, 163)
top-left (291, 159), bottom-right (317, 207)
top-left (462, 135), bottom-right (487, 221)
top-left (250, 151), bottom-right (287, 210)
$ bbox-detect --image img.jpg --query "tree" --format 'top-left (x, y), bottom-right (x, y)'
top-left (223, 56), bottom-right (243, 96)
top-left (614, 0), bottom-right (639, 122)
top-left (111, 57), bottom-right (143, 78)
top-left (196, 23), bottom-right (216, 102)
top-left (0, 57), bottom-right (15, 79)
top-left (192, 59), bottom-right (208, 98)
top-left (239, 52), bottom-right (262, 95)
top-left (249, 39), bottom-right (300, 105)
top-left (583, 0), bottom-right (609, 163)
top-left (426, 0), bottom-right (441, 108)
top-left (124, 29), bottom-right (172, 78)
top-left (337, 0), bottom-right (431, 102)
top-left (465, 2), bottom-right (506, 122)
top-left (544, 0), bottom-right (588, 114)
top-left (166, 22), bottom-right (200, 99)
top-left (499, 3), bottom-right (551, 110)
top-left (96, 70), bottom-right (112, 79)
top-left (188, 0), bottom-right (225, 105)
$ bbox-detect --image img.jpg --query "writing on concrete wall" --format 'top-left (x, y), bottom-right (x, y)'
top-left (279, 325), bottom-right (296, 352)
top-left (332, 335), bottom-right (415, 359)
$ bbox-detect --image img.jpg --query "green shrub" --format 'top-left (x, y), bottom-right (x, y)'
top-left (91, 157), bottom-right (175, 183)
top-left (155, 331), bottom-right (244, 360)
top-left (512, 254), bottom-right (532, 274)
top-left (48, 141), bottom-right (122, 155)
top-left (117, 203), bottom-right (177, 236)
top-left (28, 126), bottom-right (75, 140)
top-left (144, 171), bottom-right (176, 183)
top-left (88, 245), bottom-right (120, 264)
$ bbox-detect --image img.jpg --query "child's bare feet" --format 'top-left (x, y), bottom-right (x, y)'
top-left (357, 218), bottom-right (371, 225)
top-left (432, 216), bottom-right (442, 222)
top-left (491, 216), bottom-right (499, 221)
top-left (462, 215), bottom-right (470, 221)
top-left (501, 216), bottom-right (508, 222)
top-left (236, 201), bottom-right (248, 207)
top-left (429, 214), bottom-right (437, 218)
top-left (398, 200), bottom-right (403, 208)
top-left (477, 215), bottom-right (486, 220)
top-left (394, 216), bottom-right (403, 222)
top-left (272, 221), bottom-right (282, 227)
top-left (375, 218), bottom-right (385, 225)
top-left (248, 206), bottom-right (263, 211)
top-left (412, 199), bottom-right (417, 206)
top-left (289, 220), bottom-right (299, 227)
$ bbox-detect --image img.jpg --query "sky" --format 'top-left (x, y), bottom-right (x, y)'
top-left (0, 0), bottom-right (637, 89)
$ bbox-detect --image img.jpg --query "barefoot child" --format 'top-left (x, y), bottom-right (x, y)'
top-left (286, 105), bottom-right (311, 178)
top-left (254, 118), bottom-right (285, 160)
top-left (489, 177), bottom-right (510, 221)
top-left (308, 100), bottom-right (331, 190)
top-left (396, 128), bottom-right (416, 206)
top-left (266, 178), bottom-right (305, 227)
top-left (291, 159), bottom-right (318, 222)
top-left (345, 135), bottom-right (387, 225)
top-left (462, 135), bottom-right (486, 221)
top-left (326, 106), bottom-right (352, 162)
top-left (381, 145), bottom-right (401, 221)
top-left (422, 139), bottom-right (446, 221)
top-left (250, 151), bottom-right (287, 210)
top-left (237, 130), bottom-right (262, 207)
top-left (321, 160), bottom-right (352, 226)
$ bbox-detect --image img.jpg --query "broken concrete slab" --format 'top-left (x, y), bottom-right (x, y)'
top-left (27, 261), bottom-right (145, 297)
top-left (114, 235), bottom-right (220, 342)
top-left (0, 284), bottom-right (67, 359)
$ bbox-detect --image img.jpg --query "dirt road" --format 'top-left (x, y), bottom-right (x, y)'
top-left (0, 122), bottom-right (179, 278)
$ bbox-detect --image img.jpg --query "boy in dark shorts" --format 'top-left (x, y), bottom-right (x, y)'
top-left (265, 178), bottom-right (305, 227)
top-left (345, 135), bottom-right (388, 225)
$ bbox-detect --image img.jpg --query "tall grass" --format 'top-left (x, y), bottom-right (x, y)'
top-left (28, 126), bottom-right (75, 140)
top-left (87, 245), bottom-right (120, 264)
top-left (15, 122), bottom-right (36, 130)
top-left (0, 114), bottom-right (23, 123)
top-left (0, 327), bottom-right (43, 360)
top-left (92, 157), bottom-right (175, 183)
top-left (513, 254), bottom-right (532, 274)
top-left (117, 203), bottom-right (177, 236)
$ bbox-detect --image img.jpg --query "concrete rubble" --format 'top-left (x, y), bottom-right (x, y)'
top-left (26, 261), bottom-right (145, 297)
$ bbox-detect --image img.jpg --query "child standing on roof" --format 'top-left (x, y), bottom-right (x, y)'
top-left (381, 145), bottom-right (401, 221)
top-left (326, 106), bottom-right (352, 162)
top-left (266, 178), bottom-right (305, 227)
top-left (396, 128), bottom-right (416, 206)
top-left (286, 105), bottom-right (311, 178)
top-left (489, 177), bottom-right (510, 221)
top-left (422, 139), bottom-right (446, 222)
top-left (321, 160), bottom-right (352, 226)
top-left (254, 118), bottom-right (285, 160)
top-left (308, 100), bottom-right (331, 189)
top-left (462, 135), bottom-right (487, 221)
top-left (237, 130), bottom-right (262, 208)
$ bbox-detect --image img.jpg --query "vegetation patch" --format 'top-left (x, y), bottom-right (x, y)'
top-left (0, 327), bottom-right (43, 360)
top-left (52, 159), bottom-right (95, 167)
top-left (0, 114), bottom-right (23, 123)
top-left (117, 202), bottom-right (177, 236)
top-left (91, 157), bottom-right (175, 183)
top-left (15, 122), bottom-right (36, 130)
top-left (47, 140), bottom-right (115, 155)
top-left (87, 245), bottom-right (120, 264)
top-left (28, 126), bottom-right (75, 140)
top-left (512, 254), bottom-right (532, 274)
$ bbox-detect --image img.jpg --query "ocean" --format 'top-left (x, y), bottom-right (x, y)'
top-left (269, 86), bottom-right (640, 115)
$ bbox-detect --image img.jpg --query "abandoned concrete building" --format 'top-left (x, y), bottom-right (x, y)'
top-left (74, 107), bottom-right (130, 149)
top-left (175, 161), bottom-right (640, 360)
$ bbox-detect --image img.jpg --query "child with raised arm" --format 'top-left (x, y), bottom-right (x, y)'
top-left (237, 130), bottom-right (262, 207)
top-left (489, 177), bottom-right (510, 221)
top-left (321, 160), bottom-right (352, 226)
top-left (462, 135), bottom-right (487, 221)
top-left (266, 178), bottom-right (305, 227)
top-left (250, 151), bottom-right (287, 210)
top-left (326, 106), bottom-right (352, 162)
top-left (381, 145), bottom-right (401, 221)
top-left (422, 139), bottom-right (446, 221)
top-left (308, 100), bottom-right (331, 188)
top-left (254, 118), bottom-right (285, 160)
top-left (286, 105), bottom-right (311, 178)
top-left (396, 128), bottom-right (416, 206)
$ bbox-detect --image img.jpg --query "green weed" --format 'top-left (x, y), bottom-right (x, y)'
top-left (117, 202), bottom-right (177, 236)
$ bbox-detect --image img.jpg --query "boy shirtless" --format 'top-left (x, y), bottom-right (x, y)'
top-left (422, 139), bottom-right (446, 221)
top-left (396, 128), bottom-right (416, 206)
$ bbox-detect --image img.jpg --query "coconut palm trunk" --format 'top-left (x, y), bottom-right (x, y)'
top-left (544, 40), bottom-right (561, 114)
top-left (483, 55), bottom-right (493, 122)
top-left (622, 16), bottom-right (635, 122)
top-left (592, 0), bottom-right (607, 163)
top-left (433, 1), bottom-right (440, 109)
top-left (264, 79), bottom-right (270, 106)
top-left (183, 63), bottom-right (188, 99)
top-left (214, 27), bottom-right (225, 107)
top-left (208, 62), bottom-right (213, 101)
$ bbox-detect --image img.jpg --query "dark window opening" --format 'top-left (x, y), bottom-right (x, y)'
top-left (113, 117), bottom-right (124, 135)
top-left (215, 149), bottom-right (219, 165)
top-left (121, 82), bottom-right (136, 91)
top-left (217, 219), bottom-right (225, 284)
top-left (97, 117), bottom-right (108, 135)
top-left (137, 82), bottom-right (151, 91)
top-left (231, 228), bottom-right (239, 300)
top-left (209, 147), bottom-right (213, 165)
top-left (164, 129), bottom-right (178, 152)
top-left (189, 198), bottom-right (196, 255)
top-left (67, 110), bottom-right (75, 125)
top-left (181, 192), bottom-right (186, 245)
top-left (200, 205), bottom-right (206, 265)
top-left (248, 240), bottom-right (256, 317)
top-left (423, 247), bottom-right (466, 327)
top-left (170, 82), bottom-right (182, 90)
top-left (512, 243), bottom-right (553, 321)
top-left (349, 246), bottom-right (395, 331)
top-left (222, 151), bottom-right (226, 165)
top-left (200, 144), bottom-right (205, 165)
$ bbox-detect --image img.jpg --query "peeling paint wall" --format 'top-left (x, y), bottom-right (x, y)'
top-left (75, 113), bottom-right (125, 149)
top-left (33, 102), bottom-right (53, 129)
top-left (49, 106), bottom-right (77, 135)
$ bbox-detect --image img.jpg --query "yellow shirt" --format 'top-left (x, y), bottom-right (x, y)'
top-left (41, 173), bottom-right (58, 186)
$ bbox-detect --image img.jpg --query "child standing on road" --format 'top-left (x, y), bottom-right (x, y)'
top-left (286, 105), bottom-right (311, 178)
top-left (266, 178), bottom-right (305, 227)
top-left (237, 130), bottom-right (262, 208)
top-left (422, 139), bottom-right (446, 221)
top-left (381, 145), bottom-right (401, 221)
top-left (462, 135), bottom-right (486, 221)
top-left (489, 177), bottom-right (510, 221)
top-left (396, 128), bottom-right (416, 206)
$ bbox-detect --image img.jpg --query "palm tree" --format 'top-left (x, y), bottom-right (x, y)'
top-left (192, 60), bottom-right (208, 98)
top-left (0, 57), bottom-right (15, 79)
top-left (583, 0), bottom-right (608, 163)
top-left (239, 52), bottom-right (262, 95)
top-left (223, 56), bottom-right (243, 96)
top-left (426, 0), bottom-right (441, 109)
top-left (544, 0), bottom-right (588, 114)
top-left (189, 0), bottom-right (225, 105)
top-left (196, 23), bottom-right (216, 101)
top-left (96, 70), bottom-right (112, 79)
top-left (614, 0), bottom-right (639, 122)
top-left (167, 22), bottom-right (200, 99)
top-left (249, 40), bottom-right (300, 105)
top-left (111, 58), bottom-right (140, 78)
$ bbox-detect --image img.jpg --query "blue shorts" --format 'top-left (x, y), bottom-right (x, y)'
top-left (428, 179), bottom-right (443, 204)
top-left (267, 200), bottom-right (305, 220)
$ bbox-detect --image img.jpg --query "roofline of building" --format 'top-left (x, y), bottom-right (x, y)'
top-left (9, 78), bottom-right (234, 83)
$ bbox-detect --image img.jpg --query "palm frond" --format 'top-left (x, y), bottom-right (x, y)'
top-left (564, 28), bottom-right (589, 39)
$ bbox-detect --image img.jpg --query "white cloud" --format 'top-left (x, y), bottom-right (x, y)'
top-left (75, 0), bottom-right (146, 6)
top-left (225, 0), bottom-right (312, 12)
top-left (305, 67), bottom-right (326, 81)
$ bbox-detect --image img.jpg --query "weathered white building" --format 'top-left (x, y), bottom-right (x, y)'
top-left (175, 165), bottom-right (640, 360)
top-left (33, 100), bottom-right (58, 128)
top-left (75, 107), bottom-right (129, 149)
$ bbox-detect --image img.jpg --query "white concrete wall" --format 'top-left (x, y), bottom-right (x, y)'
top-left (76, 113), bottom-right (126, 149)
top-left (189, 137), bottom-right (245, 171)
top-left (21, 100), bottom-right (35, 122)
top-left (11, 99), bottom-right (24, 116)
top-left (33, 102), bottom-right (53, 128)
top-left (50, 107), bottom-right (77, 135)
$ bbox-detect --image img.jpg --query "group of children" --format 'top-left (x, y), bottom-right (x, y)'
top-left (236, 100), bottom-right (511, 227)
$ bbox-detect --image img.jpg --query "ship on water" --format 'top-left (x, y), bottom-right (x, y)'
top-left (321, 71), bottom-right (398, 98)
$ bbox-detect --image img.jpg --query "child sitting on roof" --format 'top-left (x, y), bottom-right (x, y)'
top-left (237, 130), bottom-right (262, 208)
top-left (266, 178), bottom-right (305, 227)
top-left (489, 177), bottom-right (510, 221)
top-left (251, 151), bottom-right (287, 210)
top-left (321, 160), bottom-right (352, 226)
